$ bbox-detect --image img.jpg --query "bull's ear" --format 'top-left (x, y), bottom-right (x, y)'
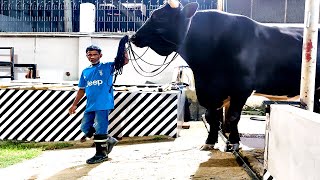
top-left (182, 2), bottom-right (198, 18)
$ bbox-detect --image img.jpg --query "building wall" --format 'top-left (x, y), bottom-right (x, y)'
top-left (0, 35), bottom-right (79, 81)
top-left (0, 33), bottom-right (188, 84)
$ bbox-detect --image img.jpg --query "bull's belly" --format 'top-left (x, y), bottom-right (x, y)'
top-left (254, 79), bottom-right (300, 98)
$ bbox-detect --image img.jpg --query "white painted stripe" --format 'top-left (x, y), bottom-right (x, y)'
top-left (59, 97), bottom-right (86, 141)
top-left (28, 91), bottom-right (75, 141)
top-left (149, 101), bottom-right (177, 136)
top-left (0, 89), bottom-right (179, 141)
top-left (12, 90), bottom-right (55, 140)
top-left (1, 90), bottom-right (49, 139)
top-left (108, 92), bottom-right (140, 128)
top-left (35, 92), bottom-right (77, 141)
top-left (109, 91), bottom-right (137, 118)
top-left (128, 93), bottom-right (167, 136)
top-left (43, 93), bottom-right (81, 141)
top-left (10, 91), bottom-right (63, 140)
top-left (0, 90), bottom-right (35, 132)
top-left (168, 124), bottom-right (178, 137)
top-left (121, 93), bottom-right (158, 136)
top-left (139, 94), bottom-right (177, 136)
top-left (0, 89), bottom-right (8, 111)
top-left (0, 90), bottom-right (19, 116)
top-left (131, 94), bottom-right (177, 136)
top-left (55, 105), bottom-right (85, 141)
top-left (263, 170), bottom-right (273, 180)
top-left (112, 91), bottom-right (124, 106)
top-left (0, 90), bottom-right (31, 127)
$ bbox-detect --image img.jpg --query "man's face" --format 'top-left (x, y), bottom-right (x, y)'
top-left (86, 50), bottom-right (102, 64)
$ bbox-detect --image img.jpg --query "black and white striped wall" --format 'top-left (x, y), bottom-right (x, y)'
top-left (0, 89), bottom-right (183, 142)
top-left (263, 170), bottom-right (273, 180)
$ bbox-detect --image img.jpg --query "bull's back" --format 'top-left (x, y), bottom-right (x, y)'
top-left (254, 25), bottom-right (320, 96)
top-left (185, 11), bottom-right (320, 98)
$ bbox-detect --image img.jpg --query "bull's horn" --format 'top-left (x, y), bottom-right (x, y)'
top-left (168, 0), bottom-right (179, 8)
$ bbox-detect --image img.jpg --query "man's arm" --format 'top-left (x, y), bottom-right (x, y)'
top-left (68, 88), bottom-right (85, 115)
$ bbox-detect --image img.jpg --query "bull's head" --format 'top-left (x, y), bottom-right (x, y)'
top-left (130, 0), bottom-right (198, 56)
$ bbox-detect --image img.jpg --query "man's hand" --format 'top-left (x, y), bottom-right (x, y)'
top-left (123, 50), bottom-right (129, 65)
top-left (69, 105), bottom-right (77, 115)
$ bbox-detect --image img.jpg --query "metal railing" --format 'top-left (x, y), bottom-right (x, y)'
top-left (225, 0), bottom-right (305, 23)
top-left (0, 0), bottom-right (308, 33)
top-left (0, 0), bottom-right (217, 32)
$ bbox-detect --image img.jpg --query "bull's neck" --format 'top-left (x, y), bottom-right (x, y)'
top-left (176, 46), bottom-right (187, 60)
top-left (175, 19), bottom-right (193, 61)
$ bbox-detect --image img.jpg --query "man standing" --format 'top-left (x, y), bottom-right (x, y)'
top-left (69, 45), bottom-right (128, 164)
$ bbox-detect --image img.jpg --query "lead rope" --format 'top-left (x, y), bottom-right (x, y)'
top-left (111, 35), bottom-right (130, 92)
top-left (127, 38), bottom-right (179, 77)
top-left (111, 34), bottom-right (180, 91)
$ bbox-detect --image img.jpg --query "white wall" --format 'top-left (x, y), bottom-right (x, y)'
top-left (36, 37), bottom-right (79, 81)
top-left (0, 35), bottom-right (79, 82)
top-left (266, 105), bottom-right (320, 179)
top-left (0, 33), bottom-right (188, 84)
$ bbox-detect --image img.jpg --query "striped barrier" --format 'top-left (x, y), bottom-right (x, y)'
top-left (0, 89), bottom-right (183, 142)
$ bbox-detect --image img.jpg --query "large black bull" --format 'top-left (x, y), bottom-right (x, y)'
top-left (130, 0), bottom-right (320, 150)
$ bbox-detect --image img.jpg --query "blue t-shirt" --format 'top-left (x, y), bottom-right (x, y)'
top-left (78, 62), bottom-right (115, 112)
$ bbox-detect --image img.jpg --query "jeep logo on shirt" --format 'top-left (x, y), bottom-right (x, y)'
top-left (87, 80), bottom-right (103, 87)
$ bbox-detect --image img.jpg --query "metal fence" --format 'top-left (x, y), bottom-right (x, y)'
top-left (0, 0), bottom-right (217, 32)
top-left (0, 0), bottom-right (307, 33)
top-left (225, 0), bottom-right (305, 23)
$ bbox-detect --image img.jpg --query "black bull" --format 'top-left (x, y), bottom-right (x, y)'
top-left (130, 1), bottom-right (320, 150)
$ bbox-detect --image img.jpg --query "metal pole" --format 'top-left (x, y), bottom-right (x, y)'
top-left (217, 0), bottom-right (224, 11)
top-left (300, 0), bottom-right (320, 111)
top-left (284, 0), bottom-right (287, 23)
top-left (250, 0), bottom-right (253, 19)
top-left (64, 0), bottom-right (73, 32)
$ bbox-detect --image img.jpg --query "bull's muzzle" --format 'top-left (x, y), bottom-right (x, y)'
top-left (130, 34), bottom-right (144, 47)
top-left (129, 35), bottom-right (137, 43)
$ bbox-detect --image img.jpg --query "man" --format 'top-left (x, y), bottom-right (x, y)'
top-left (69, 45), bottom-right (128, 164)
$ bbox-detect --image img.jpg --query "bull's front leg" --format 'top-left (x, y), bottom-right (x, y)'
top-left (200, 107), bottom-right (223, 150)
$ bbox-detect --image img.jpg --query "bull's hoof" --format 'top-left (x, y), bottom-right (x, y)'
top-left (200, 144), bottom-right (219, 151)
top-left (224, 142), bottom-right (240, 152)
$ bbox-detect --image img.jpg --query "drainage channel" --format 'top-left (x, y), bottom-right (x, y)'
top-left (218, 131), bottom-right (261, 180)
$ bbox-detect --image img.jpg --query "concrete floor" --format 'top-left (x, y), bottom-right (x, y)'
top-left (0, 120), bottom-right (263, 180)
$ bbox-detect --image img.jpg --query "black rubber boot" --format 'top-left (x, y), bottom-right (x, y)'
top-left (107, 136), bottom-right (119, 154)
top-left (86, 134), bottom-right (108, 164)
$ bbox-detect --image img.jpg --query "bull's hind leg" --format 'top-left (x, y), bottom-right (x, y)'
top-left (225, 93), bottom-right (251, 151)
top-left (200, 107), bottom-right (223, 150)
